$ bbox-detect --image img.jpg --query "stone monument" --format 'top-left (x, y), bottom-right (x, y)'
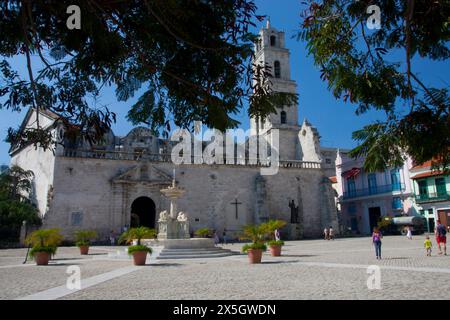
top-left (157, 178), bottom-right (190, 239)
top-left (287, 199), bottom-right (303, 240)
top-left (144, 171), bottom-right (234, 259)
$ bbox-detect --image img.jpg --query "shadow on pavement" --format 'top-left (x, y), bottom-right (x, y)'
top-left (280, 254), bottom-right (317, 258)
top-left (144, 263), bottom-right (182, 267)
top-left (261, 260), bottom-right (299, 264)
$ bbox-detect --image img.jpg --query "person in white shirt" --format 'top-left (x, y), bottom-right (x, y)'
top-left (274, 229), bottom-right (281, 241)
top-left (329, 226), bottom-right (334, 240)
top-left (406, 226), bottom-right (412, 240)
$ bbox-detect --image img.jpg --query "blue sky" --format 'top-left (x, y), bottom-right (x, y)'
top-left (0, 1), bottom-right (448, 165)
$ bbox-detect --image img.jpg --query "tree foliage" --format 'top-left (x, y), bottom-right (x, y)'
top-left (0, 165), bottom-right (34, 201)
top-left (0, 165), bottom-right (40, 241)
top-left (0, 0), bottom-right (296, 149)
top-left (298, 0), bottom-right (449, 170)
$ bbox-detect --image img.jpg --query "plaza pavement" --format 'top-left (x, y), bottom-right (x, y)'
top-left (0, 235), bottom-right (449, 300)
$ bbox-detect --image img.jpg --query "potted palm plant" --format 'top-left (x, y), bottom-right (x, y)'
top-left (74, 230), bottom-right (97, 255)
top-left (194, 227), bottom-right (212, 238)
top-left (241, 224), bottom-right (267, 264)
top-left (25, 229), bottom-right (63, 265)
top-left (119, 227), bottom-right (156, 265)
top-left (263, 219), bottom-right (287, 257)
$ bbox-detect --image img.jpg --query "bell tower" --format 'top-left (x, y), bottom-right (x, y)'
top-left (250, 20), bottom-right (300, 161)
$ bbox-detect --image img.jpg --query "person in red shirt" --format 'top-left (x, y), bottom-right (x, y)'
top-left (435, 220), bottom-right (447, 255)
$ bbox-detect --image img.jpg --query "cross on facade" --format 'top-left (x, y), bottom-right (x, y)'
top-left (230, 198), bottom-right (242, 219)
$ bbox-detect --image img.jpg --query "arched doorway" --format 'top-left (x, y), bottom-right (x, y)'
top-left (130, 197), bottom-right (156, 228)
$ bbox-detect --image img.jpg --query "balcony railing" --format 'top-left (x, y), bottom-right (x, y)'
top-left (415, 192), bottom-right (450, 204)
top-left (61, 149), bottom-right (321, 169)
top-left (343, 183), bottom-right (405, 200)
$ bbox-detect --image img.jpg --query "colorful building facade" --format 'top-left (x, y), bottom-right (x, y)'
top-left (335, 151), bottom-right (414, 235)
top-left (409, 160), bottom-right (450, 232)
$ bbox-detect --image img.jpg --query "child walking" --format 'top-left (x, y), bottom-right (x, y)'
top-left (406, 226), bottom-right (412, 240)
top-left (424, 235), bottom-right (432, 256)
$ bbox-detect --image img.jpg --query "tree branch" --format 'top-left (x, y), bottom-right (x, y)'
top-left (21, 0), bottom-right (40, 129)
top-left (405, 0), bottom-right (415, 107)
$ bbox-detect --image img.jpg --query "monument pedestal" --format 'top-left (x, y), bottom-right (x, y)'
top-left (147, 176), bottom-right (235, 259)
top-left (142, 238), bottom-right (234, 259)
top-left (286, 223), bottom-right (303, 240)
top-left (157, 218), bottom-right (190, 240)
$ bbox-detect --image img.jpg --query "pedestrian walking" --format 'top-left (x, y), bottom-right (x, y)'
top-left (329, 226), bottom-right (334, 240)
top-left (372, 227), bottom-right (383, 259)
top-left (435, 220), bottom-right (447, 255)
top-left (109, 230), bottom-right (116, 246)
top-left (274, 228), bottom-right (281, 241)
top-left (424, 235), bottom-right (432, 256)
top-left (222, 228), bottom-right (228, 245)
top-left (406, 226), bottom-right (412, 240)
top-left (213, 230), bottom-right (220, 246)
top-left (324, 227), bottom-right (329, 240)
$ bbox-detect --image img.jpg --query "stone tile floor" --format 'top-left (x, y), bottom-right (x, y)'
top-left (0, 235), bottom-right (449, 300)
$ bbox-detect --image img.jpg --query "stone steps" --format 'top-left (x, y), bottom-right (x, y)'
top-left (98, 246), bottom-right (238, 260)
top-left (156, 247), bottom-right (237, 259)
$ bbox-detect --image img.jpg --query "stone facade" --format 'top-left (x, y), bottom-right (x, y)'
top-left (9, 22), bottom-right (339, 241)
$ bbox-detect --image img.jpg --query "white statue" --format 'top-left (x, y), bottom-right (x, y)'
top-left (158, 210), bottom-right (169, 222)
top-left (177, 211), bottom-right (188, 222)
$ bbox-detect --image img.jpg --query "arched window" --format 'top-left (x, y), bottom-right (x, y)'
top-left (270, 35), bottom-right (276, 46)
top-left (280, 110), bottom-right (287, 124)
top-left (274, 61), bottom-right (281, 78)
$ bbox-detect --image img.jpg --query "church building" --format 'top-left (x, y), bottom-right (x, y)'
top-left (9, 22), bottom-right (338, 240)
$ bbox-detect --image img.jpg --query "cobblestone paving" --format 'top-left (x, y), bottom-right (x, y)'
top-left (1, 236), bottom-right (449, 300)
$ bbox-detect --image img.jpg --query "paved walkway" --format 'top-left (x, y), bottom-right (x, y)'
top-left (0, 236), bottom-right (449, 300)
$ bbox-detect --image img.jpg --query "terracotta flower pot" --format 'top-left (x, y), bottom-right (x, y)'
top-left (79, 245), bottom-right (89, 255)
top-left (132, 251), bottom-right (148, 265)
top-left (247, 249), bottom-right (263, 264)
top-left (34, 252), bottom-right (51, 265)
top-left (269, 245), bottom-right (282, 257)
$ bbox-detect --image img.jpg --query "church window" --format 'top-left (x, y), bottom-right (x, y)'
top-left (274, 61), bottom-right (281, 78)
top-left (280, 110), bottom-right (287, 124)
top-left (270, 35), bottom-right (276, 46)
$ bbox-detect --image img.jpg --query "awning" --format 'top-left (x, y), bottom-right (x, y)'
top-left (342, 167), bottom-right (361, 179)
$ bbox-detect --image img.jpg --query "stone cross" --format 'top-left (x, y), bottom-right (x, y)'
top-left (230, 198), bottom-right (242, 219)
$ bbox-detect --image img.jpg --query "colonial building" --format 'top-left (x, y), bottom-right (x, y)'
top-left (9, 22), bottom-right (338, 240)
top-left (335, 151), bottom-right (415, 235)
top-left (409, 160), bottom-right (450, 232)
